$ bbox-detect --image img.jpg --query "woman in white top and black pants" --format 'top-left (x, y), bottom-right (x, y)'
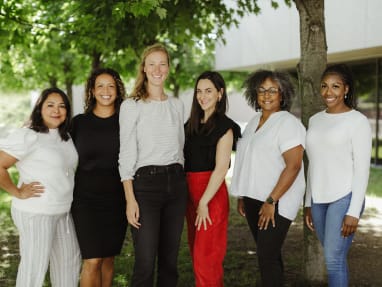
top-left (0, 88), bottom-right (80, 287)
top-left (119, 43), bottom-right (187, 287)
top-left (231, 70), bottom-right (306, 286)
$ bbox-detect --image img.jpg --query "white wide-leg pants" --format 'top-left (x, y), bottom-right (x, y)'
top-left (11, 207), bottom-right (81, 287)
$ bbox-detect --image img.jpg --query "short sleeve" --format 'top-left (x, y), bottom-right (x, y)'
top-left (213, 116), bottom-right (242, 150)
top-left (277, 115), bottom-right (306, 154)
top-left (0, 128), bottom-right (38, 160)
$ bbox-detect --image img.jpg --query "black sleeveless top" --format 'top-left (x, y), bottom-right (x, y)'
top-left (184, 115), bottom-right (241, 172)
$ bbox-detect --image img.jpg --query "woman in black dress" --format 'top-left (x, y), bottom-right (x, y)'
top-left (71, 68), bottom-right (127, 287)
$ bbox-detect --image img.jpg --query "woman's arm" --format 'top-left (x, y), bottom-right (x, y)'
top-left (258, 145), bottom-right (304, 230)
top-left (119, 99), bottom-right (139, 181)
top-left (122, 179), bottom-right (140, 229)
top-left (342, 116), bottom-right (372, 237)
top-left (0, 151), bottom-right (44, 199)
top-left (195, 129), bottom-right (233, 231)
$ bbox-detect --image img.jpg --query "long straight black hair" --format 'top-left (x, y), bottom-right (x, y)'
top-left (186, 71), bottom-right (228, 137)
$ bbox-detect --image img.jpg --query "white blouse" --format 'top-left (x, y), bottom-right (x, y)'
top-left (305, 110), bottom-right (372, 218)
top-left (0, 128), bottom-right (78, 214)
top-left (118, 97), bottom-right (185, 181)
top-left (230, 111), bottom-right (306, 221)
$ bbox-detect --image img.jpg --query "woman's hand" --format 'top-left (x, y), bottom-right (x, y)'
top-left (16, 182), bottom-right (44, 199)
top-left (258, 203), bottom-right (275, 230)
top-left (126, 199), bottom-right (141, 229)
top-left (341, 215), bottom-right (359, 237)
top-left (237, 198), bottom-right (246, 217)
top-left (195, 201), bottom-right (212, 231)
top-left (304, 207), bottom-right (314, 232)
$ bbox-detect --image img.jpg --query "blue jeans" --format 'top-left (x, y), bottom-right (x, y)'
top-left (131, 163), bottom-right (188, 287)
top-left (311, 192), bottom-right (364, 287)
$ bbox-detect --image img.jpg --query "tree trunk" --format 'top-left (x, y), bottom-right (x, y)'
top-left (65, 79), bottom-right (73, 104)
top-left (293, 0), bottom-right (327, 284)
top-left (92, 51), bottom-right (102, 72)
top-left (48, 76), bottom-right (57, 88)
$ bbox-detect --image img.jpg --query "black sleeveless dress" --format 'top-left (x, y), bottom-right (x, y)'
top-left (71, 112), bottom-right (127, 259)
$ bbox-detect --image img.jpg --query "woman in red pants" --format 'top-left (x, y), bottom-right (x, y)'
top-left (184, 71), bottom-right (241, 287)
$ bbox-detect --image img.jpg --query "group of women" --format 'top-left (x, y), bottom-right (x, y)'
top-left (0, 42), bottom-right (372, 287)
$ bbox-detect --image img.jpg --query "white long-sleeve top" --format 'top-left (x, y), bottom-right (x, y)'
top-left (305, 110), bottom-right (372, 218)
top-left (0, 128), bottom-right (78, 214)
top-left (118, 97), bottom-right (185, 181)
top-left (230, 111), bottom-right (306, 221)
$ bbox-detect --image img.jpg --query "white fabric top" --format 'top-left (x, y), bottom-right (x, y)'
top-left (305, 110), bottom-right (372, 218)
top-left (118, 97), bottom-right (185, 181)
top-left (230, 111), bottom-right (306, 221)
top-left (0, 128), bottom-right (78, 214)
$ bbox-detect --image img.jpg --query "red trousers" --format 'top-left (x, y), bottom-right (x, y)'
top-left (186, 171), bottom-right (229, 287)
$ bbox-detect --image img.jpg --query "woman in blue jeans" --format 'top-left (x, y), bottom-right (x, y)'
top-left (304, 64), bottom-right (372, 286)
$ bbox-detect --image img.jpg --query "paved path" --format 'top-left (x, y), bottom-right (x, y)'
top-left (359, 196), bottom-right (382, 236)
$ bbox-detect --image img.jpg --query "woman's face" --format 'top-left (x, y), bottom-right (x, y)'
top-left (144, 51), bottom-right (169, 87)
top-left (93, 73), bottom-right (117, 109)
top-left (196, 79), bottom-right (222, 115)
top-left (257, 78), bottom-right (282, 114)
top-left (320, 74), bottom-right (349, 113)
top-left (41, 93), bottom-right (67, 129)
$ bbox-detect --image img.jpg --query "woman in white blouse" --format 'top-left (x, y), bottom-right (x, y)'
top-left (304, 64), bottom-right (372, 286)
top-left (0, 87), bottom-right (80, 287)
top-left (118, 43), bottom-right (187, 287)
top-left (231, 70), bottom-right (306, 287)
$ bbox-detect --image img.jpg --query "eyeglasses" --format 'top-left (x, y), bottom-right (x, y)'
top-left (256, 87), bottom-right (279, 96)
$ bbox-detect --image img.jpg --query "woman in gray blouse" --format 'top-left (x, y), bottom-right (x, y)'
top-left (118, 43), bottom-right (188, 287)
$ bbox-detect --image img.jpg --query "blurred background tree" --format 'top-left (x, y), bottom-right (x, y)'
top-left (0, 0), bottom-right (264, 99)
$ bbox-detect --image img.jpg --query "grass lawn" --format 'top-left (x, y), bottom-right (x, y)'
top-left (0, 167), bottom-right (381, 286)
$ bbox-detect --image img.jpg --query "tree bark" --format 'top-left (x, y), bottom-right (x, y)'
top-left (293, 0), bottom-right (327, 284)
top-left (65, 79), bottom-right (73, 105)
top-left (91, 51), bottom-right (102, 72)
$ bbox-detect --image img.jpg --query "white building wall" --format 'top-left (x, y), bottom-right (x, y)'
top-left (215, 0), bottom-right (382, 71)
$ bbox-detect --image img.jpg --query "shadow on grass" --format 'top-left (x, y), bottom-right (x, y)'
top-left (1, 193), bottom-right (382, 286)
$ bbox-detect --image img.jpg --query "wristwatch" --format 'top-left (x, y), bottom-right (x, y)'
top-left (266, 196), bottom-right (276, 205)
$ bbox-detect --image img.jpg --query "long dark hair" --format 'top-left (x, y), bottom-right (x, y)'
top-left (243, 69), bottom-right (294, 112)
top-left (321, 64), bottom-right (356, 109)
top-left (84, 68), bottom-right (126, 113)
top-left (186, 71), bottom-right (228, 137)
top-left (29, 87), bottom-right (71, 141)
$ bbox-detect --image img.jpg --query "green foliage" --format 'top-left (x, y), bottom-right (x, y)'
top-left (0, 167), bottom-right (18, 286)
top-left (0, 0), bottom-right (266, 95)
top-left (367, 167), bottom-right (382, 197)
top-left (0, 92), bottom-right (30, 129)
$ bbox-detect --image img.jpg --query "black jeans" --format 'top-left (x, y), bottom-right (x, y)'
top-left (131, 163), bottom-right (188, 287)
top-left (243, 197), bottom-right (292, 287)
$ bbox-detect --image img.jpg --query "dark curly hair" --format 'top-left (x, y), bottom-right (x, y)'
top-left (29, 87), bottom-right (71, 141)
top-left (84, 68), bottom-right (126, 114)
top-left (321, 64), bottom-right (356, 109)
top-left (243, 70), bottom-right (294, 112)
